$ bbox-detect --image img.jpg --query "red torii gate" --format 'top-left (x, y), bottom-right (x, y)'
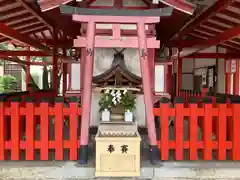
top-left (60, 5), bottom-right (173, 164)
top-left (78, 16), bottom-right (159, 165)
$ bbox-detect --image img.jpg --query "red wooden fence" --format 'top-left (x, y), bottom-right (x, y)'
top-left (1, 94), bottom-right (240, 161)
top-left (179, 89), bottom-right (233, 138)
top-left (0, 97), bottom-right (81, 161)
top-left (153, 97), bottom-right (240, 160)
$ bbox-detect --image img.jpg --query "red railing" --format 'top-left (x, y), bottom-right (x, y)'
top-left (154, 96), bottom-right (240, 160)
top-left (179, 89), bottom-right (232, 105)
top-left (2, 93), bottom-right (240, 161)
top-left (0, 97), bottom-right (81, 160)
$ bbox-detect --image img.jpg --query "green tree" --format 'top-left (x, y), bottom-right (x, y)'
top-left (0, 43), bottom-right (63, 94)
top-left (0, 43), bottom-right (40, 90)
top-left (0, 75), bottom-right (17, 93)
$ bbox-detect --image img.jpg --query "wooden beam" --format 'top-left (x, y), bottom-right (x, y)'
top-left (184, 53), bottom-right (240, 59)
top-left (60, 5), bottom-right (172, 17)
top-left (173, 25), bottom-right (240, 58)
top-left (0, 57), bottom-right (51, 66)
top-left (73, 15), bottom-right (160, 23)
top-left (169, 0), bottom-right (236, 43)
top-left (0, 23), bottom-right (52, 54)
top-left (158, 0), bottom-right (194, 15)
top-left (17, 0), bottom-right (53, 29)
top-left (81, 27), bottom-right (154, 36)
top-left (74, 36), bottom-right (160, 48)
top-left (39, 0), bottom-right (73, 12)
top-left (0, 50), bottom-right (48, 57)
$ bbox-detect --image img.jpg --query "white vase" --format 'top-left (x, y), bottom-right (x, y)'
top-left (102, 109), bottom-right (110, 121)
top-left (124, 110), bottom-right (133, 122)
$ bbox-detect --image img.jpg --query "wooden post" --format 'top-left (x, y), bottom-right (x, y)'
top-left (62, 49), bottom-right (67, 95)
top-left (167, 64), bottom-right (172, 95)
top-left (79, 21), bottom-right (95, 164)
top-left (176, 50), bottom-right (182, 96)
top-left (52, 30), bottom-right (58, 92)
top-left (67, 63), bottom-right (72, 90)
top-left (225, 59), bottom-right (231, 94)
top-left (52, 46), bottom-right (58, 92)
top-left (137, 21), bottom-right (158, 164)
top-left (25, 46), bottom-right (31, 91)
top-left (233, 60), bottom-right (239, 95)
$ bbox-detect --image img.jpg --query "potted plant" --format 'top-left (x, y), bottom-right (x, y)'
top-left (99, 89), bottom-right (113, 121)
top-left (120, 90), bottom-right (136, 122)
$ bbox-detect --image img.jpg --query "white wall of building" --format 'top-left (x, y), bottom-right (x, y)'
top-left (22, 65), bottom-right (43, 91)
top-left (178, 46), bottom-right (226, 93)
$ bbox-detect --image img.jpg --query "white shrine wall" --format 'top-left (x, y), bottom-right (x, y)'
top-left (174, 46), bottom-right (227, 93)
top-left (68, 48), bottom-right (146, 126)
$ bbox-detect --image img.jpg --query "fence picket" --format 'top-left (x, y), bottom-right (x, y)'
top-left (160, 103), bottom-right (169, 160)
top-left (69, 101), bottom-right (79, 160)
top-left (39, 101), bottom-right (49, 160)
top-left (232, 103), bottom-right (240, 160)
top-left (216, 103), bottom-right (227, 160)
top-left (54, 99), bottom-right (64, 160)
top-left (25, 100), bottom-right (35, 160)
top-left (175, 103), bottom-right (184, 160)
top-left (0, 101), bottom-right (5, 160)
top-left (189, 103), bottom-right (198, 160)
top-left (203, 102), bottom-right (213, 160)
top-left (10, 101), bottom-right (20, 160)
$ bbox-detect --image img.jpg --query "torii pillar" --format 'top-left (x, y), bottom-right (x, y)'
top-left (79, 21), bottom-right (95, 164)
top-left (137, 22), bottom-right (159, 164)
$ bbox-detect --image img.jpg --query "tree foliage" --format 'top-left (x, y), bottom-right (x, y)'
top-left (0, 43), bottom-right (63, 94)
top-left (0, 75), bottom-right (17, 93)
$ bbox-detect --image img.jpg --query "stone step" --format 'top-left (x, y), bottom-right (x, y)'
top-left (0, 161), bottom-right (240, 179)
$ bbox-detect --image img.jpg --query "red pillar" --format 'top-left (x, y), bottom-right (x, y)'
top-left (62, 49), bottom-right (67, 96)
top-left (233, 60), bottom-right (239, 95)
top-left (79, 21), bottom-right (95, 164)
top-left (148, 48), bottom-right (155, 91)
top-left (80, 48), bottom-right (86, 99)
top-left (52, 29), bottom-right (58, 95)
top-left (67, 63), bottom-right (72, 90)
top-left (225, 60), bottom-right (231, 94)
top-left (52, 45), bottom-right (58, 93)
top-left (176, 52), bottom-right (182, 96)
top-left (25, 47), bottom-right (31, 91)
top-left (167, 64), bottom-right (172, 95)
top-left (225, 73), bottom-right (231, 94)
top-left (137, 21), bottom-right (158, 164)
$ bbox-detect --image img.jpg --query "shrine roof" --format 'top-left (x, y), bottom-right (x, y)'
top-left (92, 50), bottom-right (142, 86)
